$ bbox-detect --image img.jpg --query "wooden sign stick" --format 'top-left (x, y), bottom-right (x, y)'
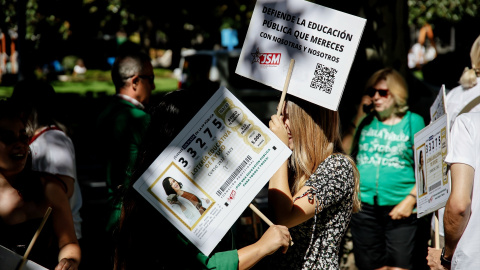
top-left (249, 203), bottom-right (273, 226)
top-left (16, 207), bottom-right (52, 270)
top-left (249, 203), bottom-right (293, 245)
top-left (435, 210), bottom-right (440, 249)
top-left (277, 59), bottom-right (295, 116)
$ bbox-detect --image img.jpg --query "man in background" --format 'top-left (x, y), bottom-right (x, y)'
top-left (97, 50), bottom-right (155, 234)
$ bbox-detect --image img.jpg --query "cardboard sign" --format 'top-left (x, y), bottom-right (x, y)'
top-left (414, 114), bottom-right (450, 217)
top-left (414, 85), bottom-right (450, 217)
top-left (134, 87), bottom-right (292, 255)
top-left (236, 0), bottom-right (366, 111)
top-left (430, 85), bottom-right (447, 123)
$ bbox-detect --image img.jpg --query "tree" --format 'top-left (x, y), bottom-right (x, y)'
top-left (408, 0), bottom-right (479, 27)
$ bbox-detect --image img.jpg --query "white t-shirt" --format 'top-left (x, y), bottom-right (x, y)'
top-left (446, 77), bottom-right (480, 127)
top-left (434, 78), bottom-right (480, 236)
top-left (30, 128), bottom-right (83, 239)
top-left (444, 112), bottom-right (480, 269)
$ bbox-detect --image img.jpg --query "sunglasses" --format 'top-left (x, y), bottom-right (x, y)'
top-left (0, 129), bottom-right (29, 145)
top-left (138, 75), bottom-right (155, 84)
top-left (123, 74), bottom-right (155, 84)
top-left (366, 87), bottom-right (389, 97)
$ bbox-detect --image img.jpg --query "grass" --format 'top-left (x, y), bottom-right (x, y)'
top-left (0, 68), bottom-right (178, 98)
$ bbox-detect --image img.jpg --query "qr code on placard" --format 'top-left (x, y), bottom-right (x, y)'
top-left (310, 63), bottom-right (337, 94)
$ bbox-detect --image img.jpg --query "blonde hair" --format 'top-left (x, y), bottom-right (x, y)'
top-left (286, 96), bottom-right (361, 212)
top-left (459, 35), bottom-right (480, 89)
top-left (365, 68), bottom-right (409, 116)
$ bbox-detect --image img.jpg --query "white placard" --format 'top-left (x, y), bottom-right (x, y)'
top-left (236, 0), bottom-right (366, 111)
top-left (0, 245), bottom-right (48, 270)
top-left (134, 86), bottom-right (292, 256)
top-left (414, 114), bottom-right (450, 218)
top-left (430, 85), bottom-right (447, 123)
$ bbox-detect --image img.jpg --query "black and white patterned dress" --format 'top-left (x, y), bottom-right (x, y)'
top-left (270, 154), bottom-right (355, 270)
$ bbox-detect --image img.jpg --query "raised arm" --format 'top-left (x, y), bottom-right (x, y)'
top-left (44, 178), bottom-right (81, 270)
top-left (268, 114), bottom-right (317, 227)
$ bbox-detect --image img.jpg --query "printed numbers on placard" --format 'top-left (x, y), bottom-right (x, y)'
top-left (251, 133), bottom-right (261, 144)
top-left (178, 157), bottom-right (188, 168)
top-left (425, 135), bottom-right (441, 156)
top-left (186, 148), bottom-right (197, 158)
top-left (177, 117), bottom-right (224, 169)
top-left (204, 128), bottom-right (212, 138)
top-left (213, 118), bottom-right (222, 129)
top-left (196, 138), bottom-right (206, 148)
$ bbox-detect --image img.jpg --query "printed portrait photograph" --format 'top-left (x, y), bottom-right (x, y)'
top-left (148, 163), bottom-right (214, 230)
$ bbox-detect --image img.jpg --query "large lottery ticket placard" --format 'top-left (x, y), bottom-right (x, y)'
top-left (414, 114), bottom-right (450, 218)
top-left (236, 0), bottom-right (366, 111)
top-left (134, 87), bottom-right (292, 256)
top-left (0, 245), bottom-right (48, 270)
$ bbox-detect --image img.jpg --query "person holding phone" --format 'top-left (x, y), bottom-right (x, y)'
top-left (347, 68), bottom-right (425, 270)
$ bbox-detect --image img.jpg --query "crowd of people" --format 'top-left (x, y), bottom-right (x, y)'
top-left (1, 34), bottom-right (479, 270)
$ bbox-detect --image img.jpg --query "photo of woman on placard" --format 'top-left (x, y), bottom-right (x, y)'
top-left (162, 177), bottom-right (211, 226)
top-left (417, 150), bottom-right (427, 196)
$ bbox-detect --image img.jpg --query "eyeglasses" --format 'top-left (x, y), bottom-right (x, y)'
top-left (0, 129), bottom-right (29, 145)
top-left (138, 75), bottom-right (155, 84)
top-left (366, 87), bottom-right (389, 98)
top-left (123, 74), bottom-right (155, 84)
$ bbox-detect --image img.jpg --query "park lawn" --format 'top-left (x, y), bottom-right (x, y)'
top-left (0, 68), bottom-right (178, 98)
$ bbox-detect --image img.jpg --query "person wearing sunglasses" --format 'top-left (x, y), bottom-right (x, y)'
top-left (10, 79), bottom-right (84, 248)
top-left (347, 68), bottom-right (426, 270)
top-left (96, 50), bottom-right (156, 266)
top-left (0, 99), bottom-right (81, 269)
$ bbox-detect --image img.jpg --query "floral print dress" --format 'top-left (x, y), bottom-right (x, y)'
top-left (270, 154), bottom-right (355, 270)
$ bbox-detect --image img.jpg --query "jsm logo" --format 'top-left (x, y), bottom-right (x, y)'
top-left (259, 53), bottom-right (281, 65)
top-left (251, 48), bottom-right (281, 65)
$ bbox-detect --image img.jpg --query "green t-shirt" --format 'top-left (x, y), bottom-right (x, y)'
top-left (355, 111), bottom-right (425, 206)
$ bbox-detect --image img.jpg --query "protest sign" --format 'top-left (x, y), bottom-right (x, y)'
top-left (134, 86), bottom-right (292, 256)
top-left (0, 245), bottom-right (48, 270)
top-left (236, 0), bottom-right (366, 111)
top-left (430, 85), bottom-right (447, 123)
top-left (414, 86), bottom-right (450, 218)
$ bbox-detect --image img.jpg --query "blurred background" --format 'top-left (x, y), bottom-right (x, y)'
top-left (1, 0), bottom-right (479, 269)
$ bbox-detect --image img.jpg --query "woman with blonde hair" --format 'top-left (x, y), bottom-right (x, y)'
top-left (348, 68), bottom-right (425, 270)
top-left (268, 94), bottom-right (360, 269)
top-left (445, 34), bottom-right (480, 127)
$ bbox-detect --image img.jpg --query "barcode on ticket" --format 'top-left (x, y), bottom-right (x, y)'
top-left (216, 155), bottom-right (252, 196)
top-left (429, 181), bottom-right (441, 192)
top-left (310, 63), bottom-right (337, 94)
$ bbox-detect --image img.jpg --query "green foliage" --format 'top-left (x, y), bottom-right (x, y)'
top-left (408, 0), bottom-right (479, 26)
top-left (0, 68), bottom-right (177, 98)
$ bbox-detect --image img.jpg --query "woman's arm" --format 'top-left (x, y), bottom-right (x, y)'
top-left (389, 185), bottom-right (417, 220)
top-left (237, 225), bottom-right (290, 270)
top-left (268, 115), bottom-right (317, 228)
top-left (44, 178), bottom-right (81, 270)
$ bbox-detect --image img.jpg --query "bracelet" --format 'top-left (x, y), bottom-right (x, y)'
top-left (408, 194), bottom-right (416, 199)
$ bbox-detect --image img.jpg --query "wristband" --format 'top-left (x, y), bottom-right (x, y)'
top-left (408, 194), bottom-right (416, 200)
top-left (440, 247), bottom-right (451, 266)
